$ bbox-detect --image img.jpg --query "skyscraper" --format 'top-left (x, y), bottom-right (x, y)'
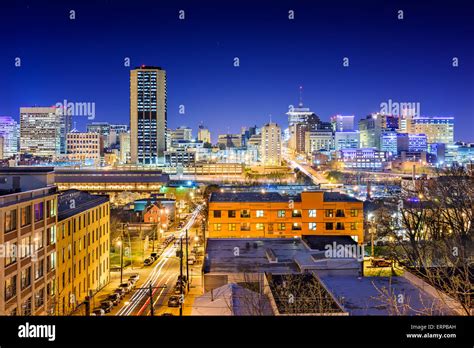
top-left (0, 116), bottom-right (19, 158)
top-left (198, 125), bottom-right (211, 144)
top-left (331, 115), bottom-right (355, 132)
top-left (20, 107), bottom-right (61, 157)
top-left (411, 116), bottom-right (454, 145)
top-left (261, 122), bottom-right (281, 166)
top-left (130, 66), bottom-right (167, 165)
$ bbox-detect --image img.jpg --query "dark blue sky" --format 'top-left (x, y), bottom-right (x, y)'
top-left (1, 0), bottom-right (473, 141)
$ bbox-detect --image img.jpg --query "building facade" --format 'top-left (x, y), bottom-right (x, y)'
top-left (20, 107), bottom-right (61, 157)
top-left (66, 131), bottom-right (103, 165)
top-left (130, 66), bottom-right (167, 165)
top-left (0, 168), bottom-right (58, 316)
top-left (56, 190), bottom-right (110, 315)
top-left (207, 191), bottom-right (364, 242)
top-left (260, 123), bottom-right (281, 166)
top-left (0, 116), bottom-right (19, 159)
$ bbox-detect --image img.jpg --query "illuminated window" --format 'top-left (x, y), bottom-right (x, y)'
top-left (292, 210), bottom-right (302, 218)
top-left (308, 209), bottom-right (316, 218)
top-left (277, 210), bottom-right (286, 218)
top-left (278, 223), bottom-right (286, 231)
top-left (325, 210), bottom-right (334, 218)
top-left (256, 210), bottom-right (264, 218)
top-left (213, 223), bottom-right (221, 231)
top-left (308, 222), bottom-right (316, 230)
top-left (256, 223), bottom-right (265, 231)
top-left (228, 210), bottom-right (236, 218)
top-left (228, 223), bottom-right (236, 231)
top-left (350, 209), bottom-right (358, 217)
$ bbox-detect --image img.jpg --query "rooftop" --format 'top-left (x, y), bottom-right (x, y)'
top-left (58, 190), bottom-right (109, 220)
top-left (204, 237), bottom-right (360, 275)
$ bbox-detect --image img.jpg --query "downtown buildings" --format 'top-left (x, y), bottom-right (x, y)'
top-left (260, 122), bottom-right (282, 166)
top-left (0, 167), bottom-right (110, 316)
top-left (130, 66), bottom-right (167, 165)
top-left (0, 116), bottom-right (19, 159)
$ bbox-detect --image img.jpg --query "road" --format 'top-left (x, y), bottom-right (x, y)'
top-left (116, 204), bottom-right (203, 316)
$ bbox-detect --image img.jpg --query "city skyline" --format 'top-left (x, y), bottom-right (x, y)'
top-left (1, 0), bottom-right (473, 142)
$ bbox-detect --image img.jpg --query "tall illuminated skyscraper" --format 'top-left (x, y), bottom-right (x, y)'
top-left (261, 122), bottom-right (281, 166)
top-left (130, 66), bottom-right (167, 165)
top-left (0, 116), bottom-right (19, 158)
top-left (20, 107), bottom-right (61, 157)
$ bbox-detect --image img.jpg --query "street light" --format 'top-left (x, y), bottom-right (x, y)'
top-left (117, 239), bottom-right (123, 284)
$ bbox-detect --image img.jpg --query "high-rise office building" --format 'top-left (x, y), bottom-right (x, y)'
top-left (0, 116), bottom-right (19, 158)
top-left (261, 122), bottom-right (281, 166)
top-left (358, 113), bottom-right (398, 150)
top-left (20, 107), bottom-right (61, 157)
top-left (334, 131), bottom-right (360, 150)
top-left (130, 66), bottom-right (167, 165)
top-left (331, 115), bottom-right (355, 132)
top-left (411, 116), bottom-right (454, 145)
top-left (198, 125), bottom-right (211, 144)
top-left (66, 130), bottom-right (103, 165)
top-left (58, 112), bottom-right (72, 155)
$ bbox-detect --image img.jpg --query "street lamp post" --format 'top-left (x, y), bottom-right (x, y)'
top-left (117, 239), bottom-right (124, 284)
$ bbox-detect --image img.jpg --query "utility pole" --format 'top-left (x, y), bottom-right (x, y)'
top-left (149, 284), bottom-right (154, 316)
top-left (185, 229), bottom-right (190, 291)
top-left (179, 236), bottom-right (183, 317)
top-left (133, 284), bottom-right (167, 316)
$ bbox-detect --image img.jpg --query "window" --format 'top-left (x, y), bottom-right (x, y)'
top-left (256, 210), bottom-right (264, 218)
top-left (213, 223), bottom-right (221, 231)
top-left (278, 223), bottom-right (286, 231)
top-left (49, 252), bottom-right (56, 271)
top-left (35, 288), bottom-right (44, 308)
top-left (22, 297), bottom-right (32, 316)
top-left (20, 237), bottom-right (31, 258)
top-left (5, 242), bottom-right (17, 266)
top-left (48, 226), bottom-right (56, 245)
top-left (33, 232), bottom-right (44, 252)
top-left (336, 209), bottom-right (345, 217)
top-left (20, 267), bottom-right (31, 290)
top-left (350, 222), bottom-right (357, 230)
top-left (5, 275), bottom-right (17, 301)
top-left (336, 222), bottom-right (345, 230)
top-left (326, 222), bottom-right (334, 230)
top-left (241, 223), bottom-right (250, 231)
top-left (20, 206), bottom-right (31, 227)
top-left (256, 223), bottom-right (264, 231)
top-left (350, 209), bottom-right (358, 217)
top-left (46, 199), bottom-right (57, 218)
top-left (240, 209), bottom-right (250, 218)
top-left (292, 210), bottom-right (302, 217)
top-left (277, 210), bottom-right (286, 218)
top-left (5, 209), bottom-right (17, 232)
top-left (34, 202), bottom-right (44, 222)
top-left (213, 210), bottom-right (221, 218)
top-left (308, 222), bottom-right (317, 230)
top-left (228, 210), bottom-right (236, 218)
top-left (228, 223), bottom-right (236, 231)
top-left (35, 260), bottom-right (44, 280)
top-left (291, 223), bottom-right (301, 231)
top-left (308, 209), bottom-right (316, 218)
top-left (325, 210), bottom-right (334, 218)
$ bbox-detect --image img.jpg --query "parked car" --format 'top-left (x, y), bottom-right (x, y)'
top-left (129, 274), bottom-right (140, 282)
top-left (174, 284), bottom-right (183, 295)
top-left (371, 258), bottom-right (392, 267)
top-left (92, 308), bottom-right (105, 316)
top-left (144, 257), bottom-right (154, 266)
top-left (114, 288), bottom-right (126, 298)
top-left (187, 255), bottom-right (196, 265)
top-left (167, 295), bottom-right (181, 307)
top-left (100, 300), bottom-right (114, 313)
top-left (107, 293), bottom-right (121, 305)
top-left (119, 282), bottom-right (132, 293)
top-left (150, 252), bottom-right (160, 260)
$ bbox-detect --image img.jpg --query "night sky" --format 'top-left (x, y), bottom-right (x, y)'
top-left (1, 0), bottom-right (473, 141)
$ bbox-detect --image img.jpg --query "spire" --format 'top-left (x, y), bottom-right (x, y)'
top-left (298, 85), bottom-right (303, 107)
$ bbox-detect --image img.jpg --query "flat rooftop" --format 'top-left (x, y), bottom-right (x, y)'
top-left (204, 237), bottom-right (360, 274)
top-left (54, 169), bottom-right (170, 183)
top-left (318, 274), bottom-right (453, 315)
top-left (58, 190), bottom-right (109, 220)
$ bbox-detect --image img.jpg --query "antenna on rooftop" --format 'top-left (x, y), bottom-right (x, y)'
top-left (298, 85), bottom-right (303, 107)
